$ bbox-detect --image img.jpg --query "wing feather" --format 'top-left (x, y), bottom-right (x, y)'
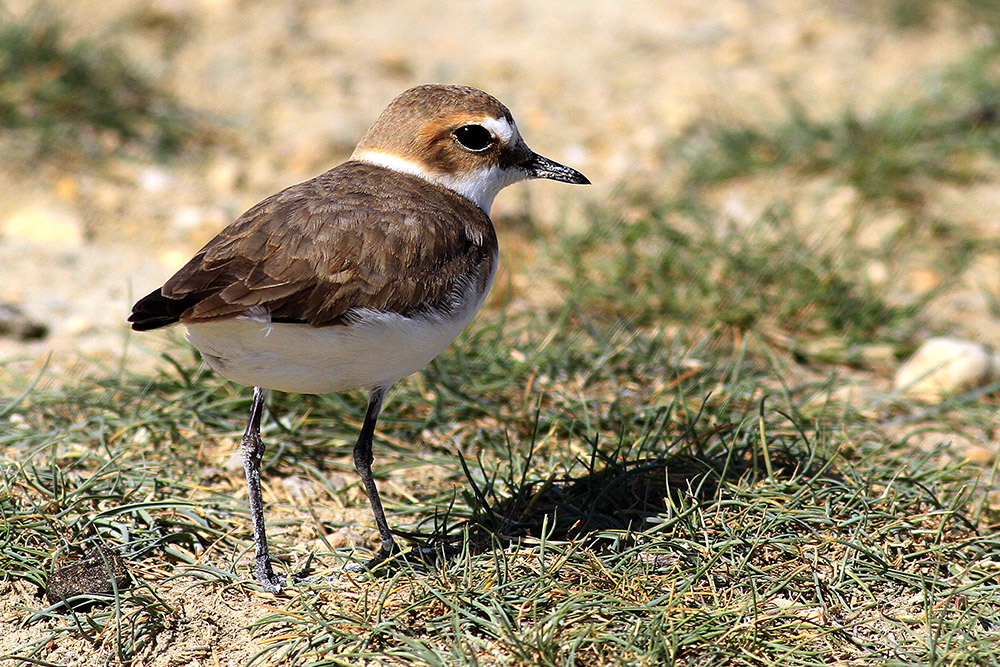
top-left (128, 161), bottom-right (496, 331)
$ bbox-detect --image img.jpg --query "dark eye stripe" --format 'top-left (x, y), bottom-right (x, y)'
top-left (453, 124), bottom-right (493, 151)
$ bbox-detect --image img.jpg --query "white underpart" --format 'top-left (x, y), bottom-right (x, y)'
top-left (184, 259), bottom-right (497, 395)
top-left (433, 164), bottom-right (527, 215)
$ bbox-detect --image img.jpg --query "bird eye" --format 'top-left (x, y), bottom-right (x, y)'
top-left (453, 124), bottom-right (493, 151)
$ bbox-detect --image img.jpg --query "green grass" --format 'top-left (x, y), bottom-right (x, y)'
top-left (677, 46), bottom-right (1000, 211)
top-left (4, 24), bottom-right (1000, 667)
top-left (1, 287), bottom-right (999, 665)
top-left (885, 0), bottom-right (1000, 33)
top-left (0, 9), bottom-right (200, 158)
top-left (554, 196), bottom-right (932, 358)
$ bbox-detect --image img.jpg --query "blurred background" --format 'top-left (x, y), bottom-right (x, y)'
top-left (5, 4), bottom-right (1000, 662)
top-left (2, 0), bottom-right (1000, 388)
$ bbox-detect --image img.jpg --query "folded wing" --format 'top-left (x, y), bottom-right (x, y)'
top-left (129, 162), bottom-right (497, 331)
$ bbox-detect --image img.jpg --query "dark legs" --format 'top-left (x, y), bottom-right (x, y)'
top-left (241, 386), bottom-right (284, 593)
top-left (241, 384), bottom-right (398, 589)
top-left (350, 386), bottom-right (400, 569)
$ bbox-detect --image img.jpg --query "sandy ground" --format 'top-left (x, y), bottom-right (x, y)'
top-left (2, 0), bottom-right (999, 664)
top-left (1, 0), bottom-right (994, 381)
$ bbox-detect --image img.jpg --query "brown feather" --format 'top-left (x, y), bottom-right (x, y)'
top-left (134, 161), bottom-right (496, 330)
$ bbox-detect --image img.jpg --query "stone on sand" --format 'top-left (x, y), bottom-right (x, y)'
top-left (894, 337), bottom-right (998, 401)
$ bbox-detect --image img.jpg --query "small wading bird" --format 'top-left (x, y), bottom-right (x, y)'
top-left (129, 84), bottom-right (589, 592)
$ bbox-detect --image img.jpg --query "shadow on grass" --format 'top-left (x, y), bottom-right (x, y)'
top-left (388, 418), bottom-right (839, 564)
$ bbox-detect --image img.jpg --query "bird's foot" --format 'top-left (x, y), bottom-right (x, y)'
top-left (254, 560), bottom-right (286, 594)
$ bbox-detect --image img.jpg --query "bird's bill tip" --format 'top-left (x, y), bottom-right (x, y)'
top-left (521, 153), bottom-right (590, 185)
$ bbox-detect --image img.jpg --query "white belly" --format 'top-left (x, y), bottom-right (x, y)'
top-left (185, 304), bottom-right (481, 394)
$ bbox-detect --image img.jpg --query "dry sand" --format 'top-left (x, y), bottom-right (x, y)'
top-left (2, 0), bottom-right (993, 379)
top-left (1, 1), bottom-right (998, 664)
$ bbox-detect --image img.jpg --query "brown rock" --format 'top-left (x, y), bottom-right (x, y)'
top-left (45, 546), bottom-right (132, 605)
top-left (0, 303), bottom-right (48, 341)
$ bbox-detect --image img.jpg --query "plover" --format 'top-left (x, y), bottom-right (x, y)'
top-left (129, 84), bottom-right (589, 592)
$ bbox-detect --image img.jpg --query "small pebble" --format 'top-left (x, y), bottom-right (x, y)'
top-left (325, 527), bottom-right (368, 549)
top-left (894, 337), bottom-right (997, 401)
top-left (0, 303), bottom-right (48, 340)
top-left (138, 166), bottom-right (173, 194)
top-left (64, 314), bottom-right (94, 336)
top-left (964, 445), bottom-right (995, 465)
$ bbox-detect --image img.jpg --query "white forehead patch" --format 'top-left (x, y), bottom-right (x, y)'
top-left (479, 116), bottom-right (517, 144)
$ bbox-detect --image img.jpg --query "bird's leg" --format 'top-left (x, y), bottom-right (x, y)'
top-left (241, 386), bottom-right (284, 592)
top-left (350, 386), bottom-right (400, 569)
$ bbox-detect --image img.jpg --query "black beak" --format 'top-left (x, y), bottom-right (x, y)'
top-left (520, 153), bottom-right (590, 185)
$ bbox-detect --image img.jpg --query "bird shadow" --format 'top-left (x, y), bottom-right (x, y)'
top-left (385, 432), bottom-right (834, 567)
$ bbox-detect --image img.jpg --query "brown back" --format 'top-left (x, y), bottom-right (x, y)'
top-left (129, 161), bottom-right (497, 330)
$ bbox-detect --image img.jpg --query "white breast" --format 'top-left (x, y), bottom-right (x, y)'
top-left (184, 266), bottom-right (495, 395)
